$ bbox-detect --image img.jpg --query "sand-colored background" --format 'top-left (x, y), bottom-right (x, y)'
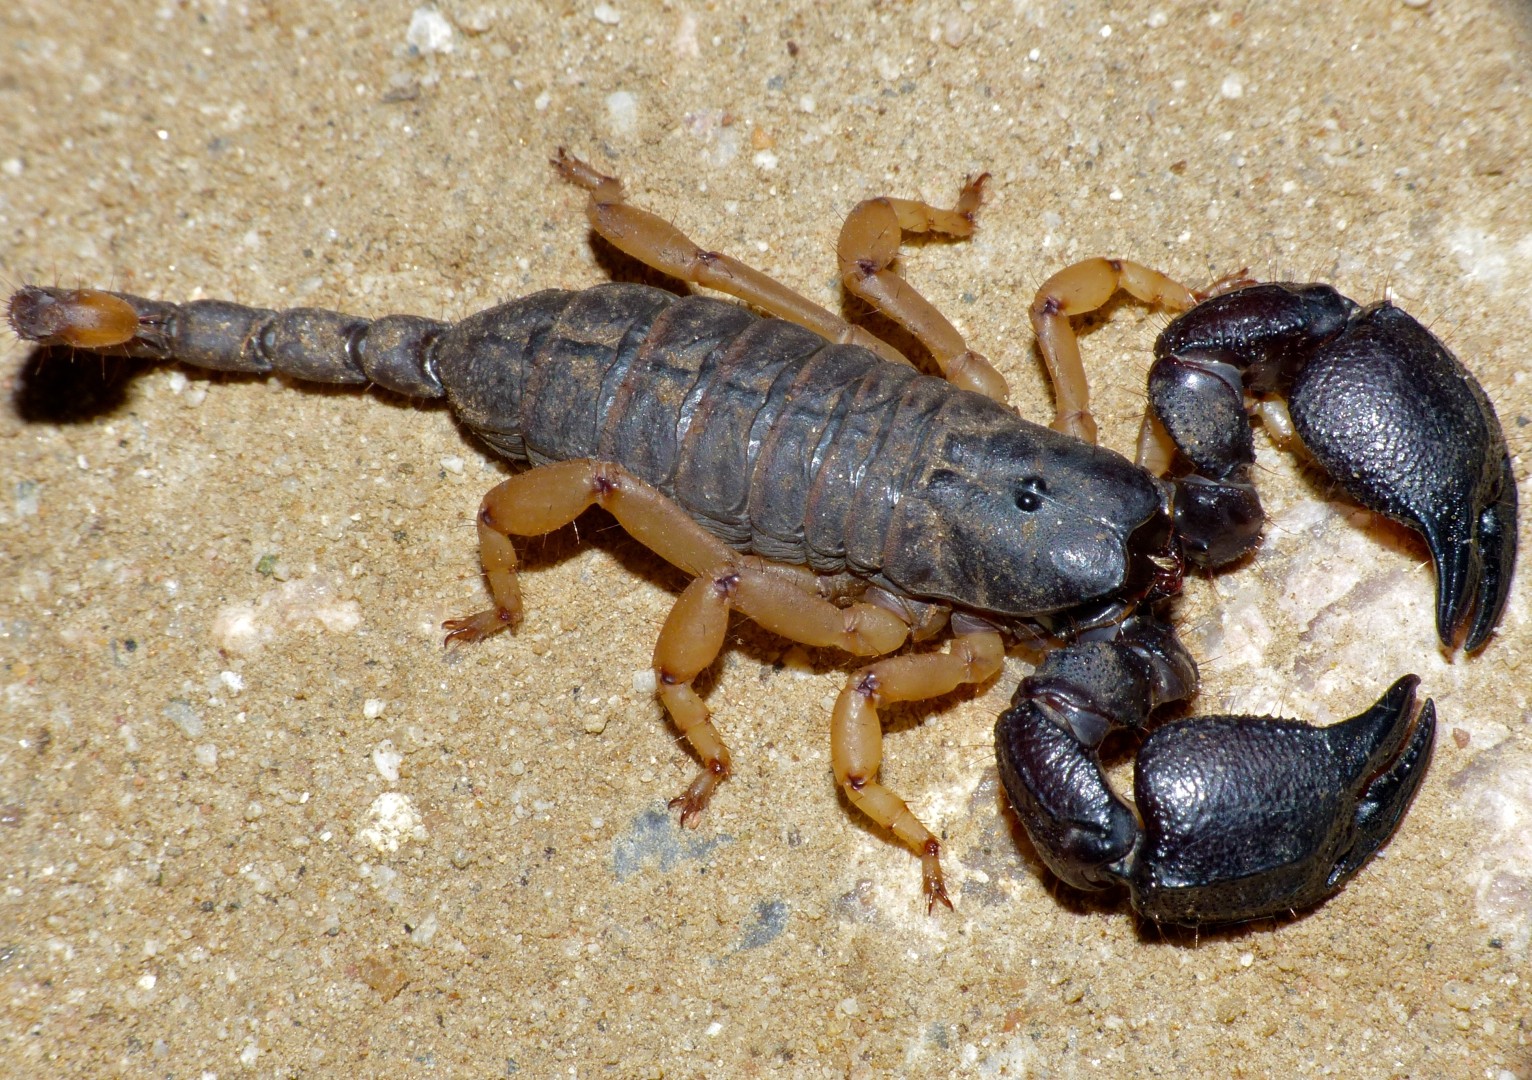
top-left (3, 1), bottom-right (1529, 1076)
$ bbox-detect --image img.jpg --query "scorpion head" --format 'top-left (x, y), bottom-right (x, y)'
top-left (881, 397), bottom-right (1166, 619)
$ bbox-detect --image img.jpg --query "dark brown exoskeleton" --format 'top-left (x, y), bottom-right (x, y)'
top-left (8, 152), bottom-right (1515, 924)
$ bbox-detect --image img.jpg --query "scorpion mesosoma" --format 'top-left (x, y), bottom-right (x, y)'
top-left (8, 151), bottom-right (1516, 925)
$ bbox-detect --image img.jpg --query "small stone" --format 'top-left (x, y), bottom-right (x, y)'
top-left (406, 8), bottom-right (453, 55)
top-left (372, 740), bottom-right (403, 782)
top-left (358, 955), bottom-right (409, 1001)
top-left (940, 13), bottom-right (972, 47)
top-left (607, 90), bottom-right (638, 136)
top-left (1442, 979), bottom-right (1474, 1010)
top-left (164, 700), bottom-right (204, 740)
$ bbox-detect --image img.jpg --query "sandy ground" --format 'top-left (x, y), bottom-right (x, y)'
top-left (2, 0), bottom-right (1530, 1076)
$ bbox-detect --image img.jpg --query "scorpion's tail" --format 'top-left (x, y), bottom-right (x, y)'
top-left (7, 285), bottom-right (449, 400)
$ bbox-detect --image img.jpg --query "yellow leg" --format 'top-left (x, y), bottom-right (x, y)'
top-left (1029, 257), bottom-right (1203, 444)
top-left (836, 176), bottom-right (1011, 401)
top-left (830, 629), bottom-right (1005, 911)
top-left (445, 457), bottom-right (912, 827)
top-left (443, 458), bottom-right (743, 644)
top-left (652, 566), bottom-right (910, 824)
top-left (553, 149), bottom-right (908, 365)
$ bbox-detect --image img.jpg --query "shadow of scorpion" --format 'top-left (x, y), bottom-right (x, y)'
top-left (8, 151), bottom-right (1517, 925)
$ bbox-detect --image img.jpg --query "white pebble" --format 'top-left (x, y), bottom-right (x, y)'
top-left (1220, 73), bottom-right (1245, 100)
top-left (406, 7), bottom-right (454, 55)
top-left (409, 912), bottom-right (439, 945)
top-left (593, 2), bottom-right (621, 24)
top-left (164, 701), bottom-right (204, 740)
top-left (940, 13), bottom-right (972, 47)
top-left (372, 740), bottom-right (403, 782)
top-left (358, 792), bottom-right (427, 852)
top-left (607, 90), bottom-right (639, 136)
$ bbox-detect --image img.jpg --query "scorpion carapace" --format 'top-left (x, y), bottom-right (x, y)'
top-left (7, 152), bottom-right (1515, 924)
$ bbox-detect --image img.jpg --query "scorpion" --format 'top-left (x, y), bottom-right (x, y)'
top-left (7, 151), bottom-right (1516, 925)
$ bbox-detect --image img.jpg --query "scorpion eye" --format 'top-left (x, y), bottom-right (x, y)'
top-left (1014, 476), bottom-right (1047, 513)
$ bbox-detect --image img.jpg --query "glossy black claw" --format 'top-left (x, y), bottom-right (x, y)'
top-left (1000, 655), bottom-right (1435, 925)
top-left (1125, 676), bottom-right (1432, 925)
top-left (1287, 302), bottom-right (1517, 651)
top-left (1330, 696), bottom-right (1436, 889)
top-left (1150, 284), bottom-right (1516, 649)
top-left (1464, 449), bottom-right (1517, 652)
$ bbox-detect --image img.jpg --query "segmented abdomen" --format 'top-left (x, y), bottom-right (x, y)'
top-left (441, 283), bottom-right (952, 575)
top-left (9, 280), bottom-right (954, 576)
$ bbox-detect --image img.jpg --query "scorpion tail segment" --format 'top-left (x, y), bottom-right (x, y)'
top-left (8, 285), bottom-right (449, 400)
top-left (1286, 301), bottom-right (1517, 650)
top-left (995, 624), bottom-right (1198, 893)
top-left (1125, 677), bottom-right (1431, 926)
top-left (9, 285), bottom-right (172, 353)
